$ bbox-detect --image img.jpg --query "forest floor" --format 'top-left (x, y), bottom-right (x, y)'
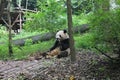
top-left (0, 50), bottom-right (120, 80)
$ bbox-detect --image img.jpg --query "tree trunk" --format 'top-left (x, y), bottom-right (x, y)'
top-left (0, 0), bottom-right (7, 18)
top-left (66, 0), bottom-right (76, 62)
top-left (8, 0), bottom-right (13, 56)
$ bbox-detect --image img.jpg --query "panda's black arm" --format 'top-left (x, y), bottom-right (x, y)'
top-left (50, 40), bottom-right (59, 51)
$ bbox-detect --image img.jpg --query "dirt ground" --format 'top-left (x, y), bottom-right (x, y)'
top-left (32, 50), bottom-right (120, 80)
top-left (0, 50), bottom-right (120, 80)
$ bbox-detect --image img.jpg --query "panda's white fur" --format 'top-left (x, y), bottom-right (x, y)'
top-left (56, 30), bottom-right (69, 40)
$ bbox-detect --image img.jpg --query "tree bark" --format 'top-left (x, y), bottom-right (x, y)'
top-left (0, 0), bottom-right (7, 18)
top-left (8, 0), bottom-right (13, 56)
top-left (66, 0), bottom-right (76, 62)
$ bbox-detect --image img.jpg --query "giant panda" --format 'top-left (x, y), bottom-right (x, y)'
top-left (42, 30), bottom-right (70, 58)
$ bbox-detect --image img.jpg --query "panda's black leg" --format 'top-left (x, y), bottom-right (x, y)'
top-left (41, 52), bottom-right (48, 58)
top-left (57, 51), bottom-right (68, 58)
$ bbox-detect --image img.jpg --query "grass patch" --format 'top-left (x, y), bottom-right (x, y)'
top-left (0, 32), bottom-right (95, 60)
top-left (0, 27), bottom-right (48, 42)
top-left (15, 40), bottom-right (53, 60)
top-left (74, 33), bottom-right (95, 50)
top-left (0, 40), bottom-right (54, 60)
top-left (13, 30), bottom-right (40, 40)
top-left (0, 44), bottom-right (9, 60)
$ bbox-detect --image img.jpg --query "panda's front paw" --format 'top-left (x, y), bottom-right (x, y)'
top-left (57, 55), bottom-right (61, 58)
top-left (41, 52), bottom-right (48, 57)
top-left (57, 51), bottom-right (68, 58)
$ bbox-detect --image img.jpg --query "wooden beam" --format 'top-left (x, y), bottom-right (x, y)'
top-left (21, 9), bottom-right (37, 13)
top-left (1, 17), bottom-right (9, 27)
top-left (12, 13), bottom-right (20, 26)
top-left (19, 10), bottom-right (22, 32)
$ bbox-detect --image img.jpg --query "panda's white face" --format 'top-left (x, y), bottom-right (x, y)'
top-left (56, 30), bottom-right (69, 41)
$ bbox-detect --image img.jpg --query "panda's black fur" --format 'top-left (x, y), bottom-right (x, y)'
top-left (50, 38), bottom-right (69, 58)
top-left (42, 30), bottom-right (70, 58)
top-left (57, 51), bottom-right (69, 58)
top-left (50, 38), bottom-right (69, 51)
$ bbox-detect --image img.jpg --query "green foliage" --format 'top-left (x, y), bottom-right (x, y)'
top-left (71, 0), bottom-right (94, 14)
top-left (0, 30), bottom-right (96, 60)
top-left (13, 30), bottom-right (40, 40)
top-left (0, 39), bottom-right (53, 60)
top-left (0, 0), bottom-right (96, 60)
top-left (13, 40), bottom-right (53, 60)
top-left (25, 39), bottom-right (33, 46)
top-left (116, 0), bottom-right (120, 5)
top-left (24, 0), bottom-right (66, 32)
top-left (92, 0), bottom-right (110, 12)
top-left (0, 31), bottom-right (95, 60)
top-left (0, 26), bottom-right (55, 60)
top-left (0, 27), bottom-right (41, 42)
top-left (90, 9), bottom-right (120, 56)
top-left (0, 25), bottom-right (8, 42)
top-left (0, 44), bottom-right (9, 60)
top-left (72, 13), bottom-right (90, 26)
top-left (75, 33), bottom-right (95, 49)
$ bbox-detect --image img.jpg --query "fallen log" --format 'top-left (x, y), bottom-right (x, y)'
top-left (73, 24), bottom-right (89, 33)
top-left (1, 24), bottom-right (89, 46)
top-left (12, 32), bottom-right (55, 46)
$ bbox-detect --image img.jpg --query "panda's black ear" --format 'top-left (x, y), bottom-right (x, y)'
top-left (63, 29), bottom-right (67, 33)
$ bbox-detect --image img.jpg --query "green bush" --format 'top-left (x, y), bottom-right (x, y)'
top-left (75, 33), bottom-right (95, 49)
top-left (13, 30), bottom-right (40, 40)
top-left (0, 44), bottom-right (9, 60)
top-left (25, 39), bottom-right (33, 46)
top-left (0, 39), bottom-right (53, 60)
top-left (73, 13), bottom-right (90, 26)
top-left (13, 40), bottom-right (53, 60)
top-left (0, 25), bottom-right (8, 42)
top-left (24, 0), bottom-right (66, 32)
top-left (90, 9), bottom-right (120, 57)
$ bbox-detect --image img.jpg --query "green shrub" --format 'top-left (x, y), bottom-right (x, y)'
top-left (90, 9), bottom-right (120, 57)
top-left (73, 13), bottom-right (90, 26)
top-left (75, 33), bottom-right (95, 50)
top-left (12, 40), bottom-right (53, 60)
top-left (25, 39), bottom-right (33, 46)
top-left (0, 39), bottom-right (54, 60)
top-left (0, 44), bottom-right (9, 60)
top-left (13, 30), bottom-right (40, 40)
top-left (0, 25), bottom-right (8, 42)
top-left (24, 0), bottom-right (66, 32)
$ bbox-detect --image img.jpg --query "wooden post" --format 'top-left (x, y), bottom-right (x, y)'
top-left (19, 0), bottom-right (22, 32)
top-left (19, 11), bottom-right (22, 32)
top-left (8, 0), bottom-right (13, 56)
top-left (66, 0), bottom-right (76, 62)
top-left (26, 0), bottom-right (28, 10)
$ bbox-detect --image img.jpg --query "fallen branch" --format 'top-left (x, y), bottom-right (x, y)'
top-left (94, 46), bottom-right (114, 60)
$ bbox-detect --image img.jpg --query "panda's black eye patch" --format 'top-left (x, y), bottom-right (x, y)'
top-left (59, 35), bottom-right (62, 38)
